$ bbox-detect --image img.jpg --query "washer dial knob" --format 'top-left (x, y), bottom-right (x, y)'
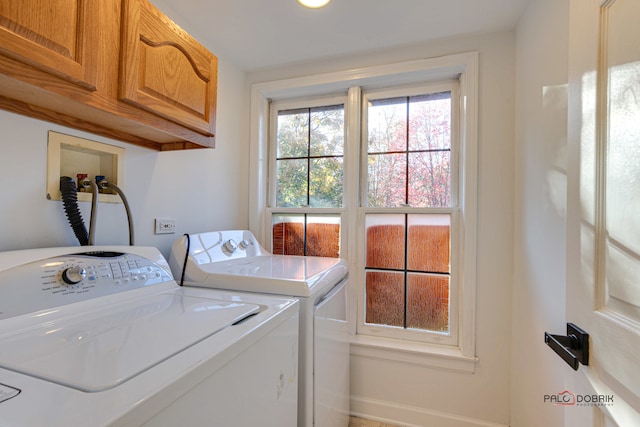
top-left (223, 239), bottom-right (238, 253)
top-left (62, 266), bottom-right (87, 284)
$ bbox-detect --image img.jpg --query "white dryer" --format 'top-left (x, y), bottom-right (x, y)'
top-left (0, 246), bottom-right (299, 427)
top-left (169, 230), bottom-right (350, 427)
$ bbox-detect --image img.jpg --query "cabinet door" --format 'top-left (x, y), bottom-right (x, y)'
top-left (120, 0), bottom-right (217, 138)
top-left (0, 0), bottom-right (99, 90)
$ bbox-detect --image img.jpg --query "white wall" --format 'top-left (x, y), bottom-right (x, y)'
top-left (0, 55), bottom-right (249, 261)
top-left (248, 31), bottom-right (515, 427)
top-left (512, 0), bottom-right (569, 426)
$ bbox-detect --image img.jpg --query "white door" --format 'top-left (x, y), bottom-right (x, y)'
top-left (565, 0), bottom-right (640, 425)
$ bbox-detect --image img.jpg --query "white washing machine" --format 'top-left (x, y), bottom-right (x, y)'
top-left (169, 230), bottom-right (350, 427)
top-left (0, 246), bottom-right (299, 427)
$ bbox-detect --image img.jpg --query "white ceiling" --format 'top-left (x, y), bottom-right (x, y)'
top-left (156, 0), bottom-right (531, 71)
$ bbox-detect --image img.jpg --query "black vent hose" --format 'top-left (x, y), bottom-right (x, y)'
top-left (60, 176), bottom-right (89, 246)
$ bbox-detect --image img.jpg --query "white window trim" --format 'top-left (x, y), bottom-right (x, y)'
top-left (249, 52), bottom-right (478, 372)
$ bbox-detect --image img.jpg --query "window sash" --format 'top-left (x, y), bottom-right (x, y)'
top-left (361, 81), bottom-right (460, 210)
top-left (269, 95), bottom-right (347, 210)
top-left (356, 207), bottom-right (459, 345)
top-left (355, 82), bottom-right (460, 344)
top-left (267, 95), bottom-right (347, 255)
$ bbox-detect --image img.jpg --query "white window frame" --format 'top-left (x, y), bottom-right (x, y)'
top-left (249, 52), bottom-right (478, 372)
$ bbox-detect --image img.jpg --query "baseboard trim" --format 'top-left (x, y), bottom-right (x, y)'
top-left (350, 396), bottom-right (508, 427)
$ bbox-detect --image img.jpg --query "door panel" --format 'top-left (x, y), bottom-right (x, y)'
top-left (119, 0), bottom-right (217, 138)
top-left (0, 0), bottom-right (98, 89)
top-left (567, 0), bottom-right (640, 425)
top-left (601, 0), bottom-right (640, 322)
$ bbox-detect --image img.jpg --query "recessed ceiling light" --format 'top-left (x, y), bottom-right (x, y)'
top-left (297, 0), bottom-right (331, 8)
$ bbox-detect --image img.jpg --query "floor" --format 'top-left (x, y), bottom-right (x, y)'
top-left (349, 416), bottom-right (401, 427)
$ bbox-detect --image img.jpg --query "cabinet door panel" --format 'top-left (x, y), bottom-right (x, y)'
top-left (0, 0), bottom-right (98, 90)
top-left (120, 0), bottom-right (217, 138)
top-left (139, 41), bottom-right (208, 118)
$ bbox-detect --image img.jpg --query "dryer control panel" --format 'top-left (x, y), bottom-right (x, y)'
top-left (0, 251), bottom-right (173, 320)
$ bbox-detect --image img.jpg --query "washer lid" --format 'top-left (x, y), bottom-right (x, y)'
top-left (0, 290), bottom-right (260, 392)
top-left (189, 255), bottom-right (348, 298)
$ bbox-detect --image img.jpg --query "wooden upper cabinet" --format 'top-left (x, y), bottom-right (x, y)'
top-left (0, 0), bottom-right (217, 150)
top-left (120, 0), bottom-right (217, 137)
top-left (0, 0), bottom-right (99, 90)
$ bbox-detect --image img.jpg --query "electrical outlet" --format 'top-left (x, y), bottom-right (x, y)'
top-left (155, 218), bottom-right (176, 234)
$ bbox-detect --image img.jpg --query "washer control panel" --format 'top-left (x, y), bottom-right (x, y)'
top-left (183, 230), bottom-right (266, 265)
top-left (0, 251), bottom-right (173, 320)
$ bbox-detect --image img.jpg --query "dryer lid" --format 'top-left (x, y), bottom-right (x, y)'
top-left (191, 255), bottom-right (348, 297)
top-left (0, 290), bottom-right (259, 392)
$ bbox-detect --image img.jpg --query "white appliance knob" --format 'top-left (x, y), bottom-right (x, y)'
top-left (62, 266), bottom-right (87, 284)
top-left (239, 239), bottom-right (251, 249)
top-left (223, 239), bottom-right (238, 253)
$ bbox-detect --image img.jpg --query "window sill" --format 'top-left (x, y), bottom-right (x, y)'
top-left (350, 334), bottom-right (477, 373)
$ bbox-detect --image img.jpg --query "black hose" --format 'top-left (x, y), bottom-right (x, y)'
top-left (179, 233), bottom-right (190, 286)
top-left (60, 176), bottom-right (88, 246)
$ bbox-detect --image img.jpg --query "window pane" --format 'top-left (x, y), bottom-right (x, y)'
top-left (310, 157), bottom-right (343, 208)
top-left (366, 92), bottom-right (452, 209)
top-left (364, 213), bottom-right (452, 333)
top-left (365, 270), bottom-right (404, 327)
top-left (368, 97), bottom-right (407, 153)
top-left (408, 92), bottom-right (451, 151)
top-left (277, 109), bottom-right (309, 158)
top-left (272, 214), bottom-right (305, 255)
top-left (408, 151), bottom-right (451, 207)
top-left (310, 106), bottom-right (344, 157)
top-left (407, 273), bottom-right (449, 332)
top-left (367, 153), bottom-right (407, 207)
top-left (407, 214), bottom-right (450, 273)
top-left (272, 214), bottom-right (341, 257)
top-left (276, 159), bottom-right (307, 207)
top-left (306, 215), bottom-right (341, 257)
top-left (365, 214), bottom-right (405, 270)
top-left (275, 104), bottom-right (344, 209)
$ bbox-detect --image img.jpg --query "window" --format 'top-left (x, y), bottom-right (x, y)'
top-left (251, 53), bottom-right (478, 369)
top-left (268, 84), bottom-right (458, 344)
top-left (360, 84), bottom-right (458, 344)
top-left (274, 106), bottom-right (344, 209)
top-left (268, 98), bottom-right (345, 257)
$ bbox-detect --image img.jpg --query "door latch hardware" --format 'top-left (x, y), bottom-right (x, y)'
top-left (544, 323), bottom-right (589, 371)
